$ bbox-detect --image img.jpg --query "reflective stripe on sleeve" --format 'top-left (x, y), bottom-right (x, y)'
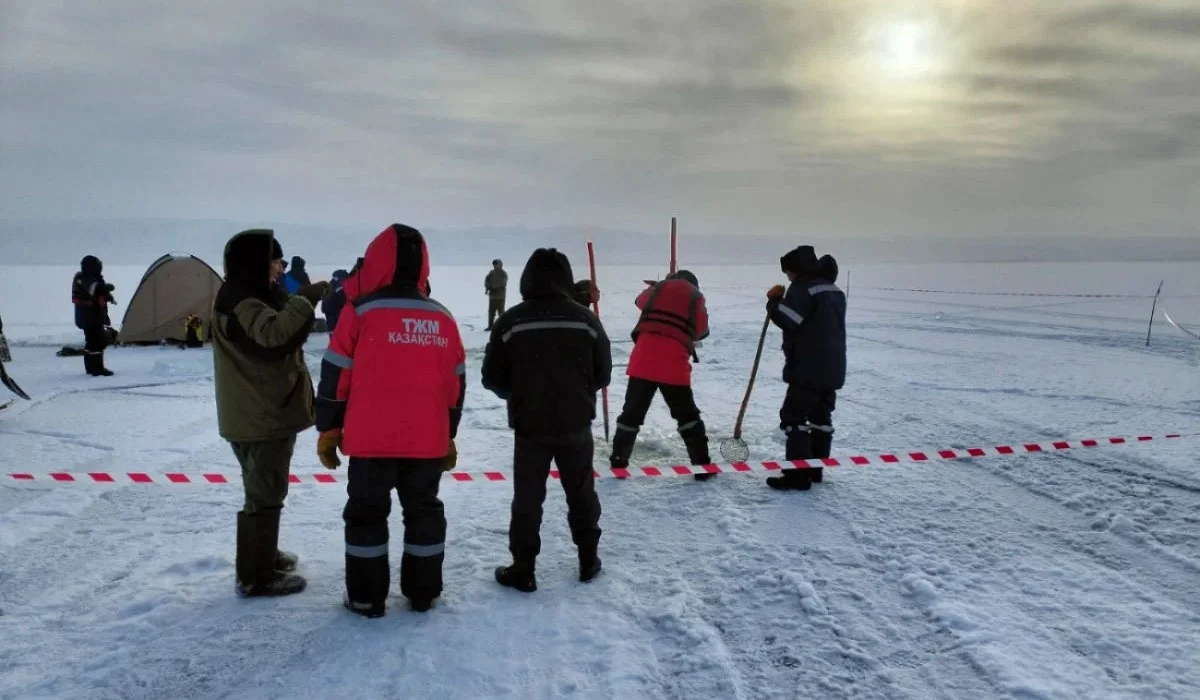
top-left (323, 349), bottom-right (353, 368)
top-left (778, 304), bottom-right (805, 325)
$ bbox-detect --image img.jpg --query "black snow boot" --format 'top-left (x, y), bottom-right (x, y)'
top-left (495, 560), bottom-right (537, 593)
top-left (766, 470), bottom-right (812, 491)
top-left (609, 426), bottom-right (637, 471)
top-left (94, 352), bottom-right (114, 377)
top-left (809, 428), bottom-right (833, 483)
top-left (344, 596), bottom-right (386, 619)
top-left (236, 510), bottom-right (307, 597)
top-left (579, 544), bottom-right (602, 583)
top-left (684, 433), bottom-right (715, 482)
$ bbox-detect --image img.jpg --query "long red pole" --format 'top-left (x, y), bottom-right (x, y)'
top-left (587, 239), bottom-right (610, 442)
top-left (670, 217), bottom-right (677, 275)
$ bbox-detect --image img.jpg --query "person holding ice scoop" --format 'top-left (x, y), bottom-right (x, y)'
top-left (765, 246), bottom-right (846, 491)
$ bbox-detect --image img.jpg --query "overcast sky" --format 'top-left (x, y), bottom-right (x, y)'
top-left (2, 0), bottom-right (1199, 241)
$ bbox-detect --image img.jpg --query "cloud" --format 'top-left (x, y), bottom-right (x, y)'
top-left (1, 0), bottom-right (1199, 241)
top-left (1049, 3), bottom-right (1200, 37)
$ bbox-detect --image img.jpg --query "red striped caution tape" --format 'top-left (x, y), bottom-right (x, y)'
top-left (4, 432), bottom-right (1191, 485)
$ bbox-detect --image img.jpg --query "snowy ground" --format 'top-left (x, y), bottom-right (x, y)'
top-left (1, 260), bottom-right (1199, 700)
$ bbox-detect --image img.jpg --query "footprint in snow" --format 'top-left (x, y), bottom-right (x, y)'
top-left (162, 556), bottom-right (230, 577)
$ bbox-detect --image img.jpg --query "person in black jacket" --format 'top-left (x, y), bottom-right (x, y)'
top-left (765, 246), bottom-right (846, 491)
top-left (71, 255), bottom-right (117, 376)
top-left (322, 269), bottom-right (349, 331)
top-left (481, 248), bottom-right (612, 592)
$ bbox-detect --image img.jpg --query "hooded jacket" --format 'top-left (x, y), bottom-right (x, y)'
top-left (481, 248), bottom-right (611, 438)
top-left (626, 270), bottom-right (709, 387)
top-left (769, 246), bottom-right (846, 390)
top-left (72, 255), bottom-right (115, 330)
top-left (283, 256), bottom-right (311, 294)
top-left (316, 224), bottom-right (466, 459)
top-left (211, 229), bottom-right (317, 442)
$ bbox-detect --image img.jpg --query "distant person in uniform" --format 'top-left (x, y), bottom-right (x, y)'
top-left (71, 255), bottom-right (117, 376)
top-left (484, 259), bottom-right (508, 331)
top-left (765, 246), bottom-right (846, 491)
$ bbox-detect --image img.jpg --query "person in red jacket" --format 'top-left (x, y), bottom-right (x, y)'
top-left (609, 270), bottom-right (713, 481)
top-left (314, 224), bottom-right (466, 618)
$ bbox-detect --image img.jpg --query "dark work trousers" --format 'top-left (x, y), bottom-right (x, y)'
top-left (343, 457), bottom-right (447, 606)
top-left (509, 430), bottom-right (601, 566)
top-left (779, 384), bottom-right (837, 460)
top-left (83, 323), bottom-right (109, 374)
top-left (610, 377), bottom-right (709, 468)
top-left (487, 297), bottom-right (506, 329)
top-left (230, 435), bottom-right (297, 514)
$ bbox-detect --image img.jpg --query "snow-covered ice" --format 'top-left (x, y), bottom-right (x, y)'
top-left (1, 260), bottom-right (1199, 700)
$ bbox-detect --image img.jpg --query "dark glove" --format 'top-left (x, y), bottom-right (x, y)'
top-left (296, 282), bottom-right (331, 306)
top-left (442, 439), bottom-right (457, 472)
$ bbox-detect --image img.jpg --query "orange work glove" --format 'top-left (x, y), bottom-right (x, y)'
top-left (767, 284), bottom-right (786, 301)
top-left (317, 429), bottom-right (343, 469)
top-left (442, 438), bottom-right (457, 472)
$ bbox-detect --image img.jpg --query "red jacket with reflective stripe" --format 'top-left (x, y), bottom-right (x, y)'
top-left (626, 279), bottom-right (709, 386)
top-left (315, 225), bottom-right (466, 459)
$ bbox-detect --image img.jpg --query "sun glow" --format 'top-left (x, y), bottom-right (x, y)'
top-left (874, 20), bottom-right (940, 79)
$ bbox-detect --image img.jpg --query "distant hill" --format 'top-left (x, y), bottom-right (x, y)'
top-left (2, 218), bottom-right (1198, 267)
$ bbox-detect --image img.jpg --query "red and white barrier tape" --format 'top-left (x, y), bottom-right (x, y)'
top-left (4, 432), bottom-right (1192, 485)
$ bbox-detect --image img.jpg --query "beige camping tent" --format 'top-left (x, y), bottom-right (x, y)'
top-left (117, 253), bottom-right (223, 345)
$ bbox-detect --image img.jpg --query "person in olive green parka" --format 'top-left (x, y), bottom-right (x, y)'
top-left (212, 228), bottom-right (329, 598)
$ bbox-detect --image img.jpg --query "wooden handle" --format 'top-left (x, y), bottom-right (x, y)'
top-left (733, 314), bottom-right (772, 439)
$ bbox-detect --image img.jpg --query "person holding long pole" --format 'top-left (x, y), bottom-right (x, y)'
top-left (765, 247), bottom-right (846, 491)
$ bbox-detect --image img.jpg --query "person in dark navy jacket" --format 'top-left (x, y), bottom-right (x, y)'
top-left (765, 246), bottom-right (846, 491)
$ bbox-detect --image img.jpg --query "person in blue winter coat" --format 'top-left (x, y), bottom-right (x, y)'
top-left (282, 256), bottom-right (311, 294)
top-left (322, 269), bottom-right (350, 332)
top-left (764, 245), bottom-right (846, 491)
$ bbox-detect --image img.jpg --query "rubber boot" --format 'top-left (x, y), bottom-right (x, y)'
top-left (94, 352), bottom-right (114, 376)
top-left (84, 353), bottom-right (99, 376)
top-left (238, 510), bottom-right (307, 597)
top-left (609, 426), bottom-right (637, 471)
top-left (810, 428), bottom-right (832, 484)
top-left (768, 425), bottom-right (814, 490)
top-left (684, 433), bottom-right (715, 482)
top-left (344, 596), bottom-right (386, 618)
top-left (767, 470), bottom-right (813, 491)
top-left (578, 536), bottom-right (602, 583)
top-left (235, 511), bottom-right (254, 593)
top-left (495, 558), bottom-right (537, 593)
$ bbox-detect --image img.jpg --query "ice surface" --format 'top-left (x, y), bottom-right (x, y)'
top-left (1, 260), bottom-right (1199, 700)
